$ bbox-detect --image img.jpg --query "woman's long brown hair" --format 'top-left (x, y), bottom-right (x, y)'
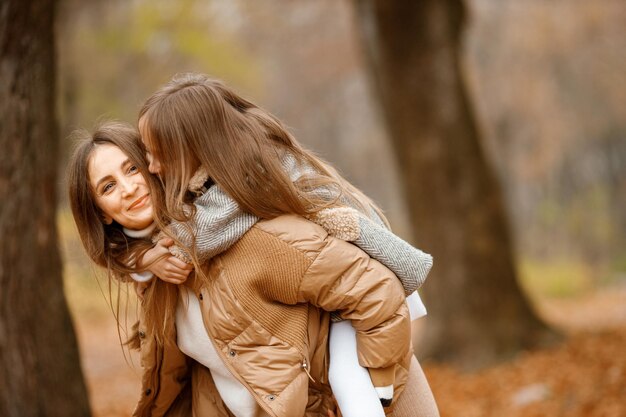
top-left (67, 121), bottom-right (177, 346)
top-left (139, 73), bottom-right (388, 242)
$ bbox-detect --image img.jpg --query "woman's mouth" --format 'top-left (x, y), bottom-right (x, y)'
top-left (128, 194), bottom-right (150, 211)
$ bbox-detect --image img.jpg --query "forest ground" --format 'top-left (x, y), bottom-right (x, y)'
top-left (72, 279), bottom-right (626, 417)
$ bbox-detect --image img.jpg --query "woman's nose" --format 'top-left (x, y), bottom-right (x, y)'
top-left (120, 178), bottom-right (138, 197)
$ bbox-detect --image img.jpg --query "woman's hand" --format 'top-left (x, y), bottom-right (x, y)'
top-left (141, 238), bottom-right (194, 284)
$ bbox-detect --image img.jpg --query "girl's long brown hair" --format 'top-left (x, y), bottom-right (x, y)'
top-left (67, 121), bottom-right (177, 346)
top-left (139, 73), bottom-right (388, 240)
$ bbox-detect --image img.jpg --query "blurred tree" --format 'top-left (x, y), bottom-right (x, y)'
top-left (354, 0), bottom-right (556, 367)
top-left (0, 1), bottom-right (91, 416)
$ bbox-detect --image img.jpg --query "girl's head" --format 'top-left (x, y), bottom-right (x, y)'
top-left (68, 121), bottom-right (160, 270)
top-left (139, 72), bottom-right (384, 228)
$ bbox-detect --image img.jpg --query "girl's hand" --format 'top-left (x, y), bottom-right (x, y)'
top-left (141, 238), bottom-right (194, 284)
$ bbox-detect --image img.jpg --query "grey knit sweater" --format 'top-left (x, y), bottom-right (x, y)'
top-left (167, 157), bottom-right (433, 296)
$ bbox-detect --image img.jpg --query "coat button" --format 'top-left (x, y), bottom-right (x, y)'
top-left (138, 331), bottom-right (146, 339)
top-left (229, 350), bottom-right (236, 357)
top-left (268, 395), bottom-right (275, 401)
top-left (145, 388), bottom-right (152, 396)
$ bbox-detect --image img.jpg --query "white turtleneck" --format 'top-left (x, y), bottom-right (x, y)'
top-left (123, 222), bottom-right (157, 239)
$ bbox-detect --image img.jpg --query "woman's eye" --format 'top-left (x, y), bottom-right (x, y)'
top-left (129, 165), bottom-right (139, 174)
top-left (102, 182), bottom-right (115, 193)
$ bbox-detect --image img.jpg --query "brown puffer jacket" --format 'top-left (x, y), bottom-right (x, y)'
top-left (132, 215), bottom-right (412, 417)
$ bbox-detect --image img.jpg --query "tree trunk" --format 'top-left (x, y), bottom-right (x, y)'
top-left (0, 1), bottom-right (92, 415)
top-left (354, 0), bottom-right (556, 368)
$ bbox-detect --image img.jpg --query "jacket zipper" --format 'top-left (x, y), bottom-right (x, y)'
top-left (301, 357), bottom-right (316, 383)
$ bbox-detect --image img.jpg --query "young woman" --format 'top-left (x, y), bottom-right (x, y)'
top-left (135, 73), bottom-right (437, 417)
top-left (67, 122), bottom-right (437, 416)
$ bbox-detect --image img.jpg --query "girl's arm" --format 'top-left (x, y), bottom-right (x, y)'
top-left (129, 238), bottom-right (193, 285)
top-left (310, 207), bottom-right (433, 295)
top-left (139, 238), bottom-right (193, 284)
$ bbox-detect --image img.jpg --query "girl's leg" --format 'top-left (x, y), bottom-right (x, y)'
top-left (328, 320), bottom-right (386, 417)
top-left (391, 355), bottom-right (439, 417)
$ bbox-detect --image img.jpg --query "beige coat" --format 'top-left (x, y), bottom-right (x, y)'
top-left (132, 215), bottom-right (412, 417)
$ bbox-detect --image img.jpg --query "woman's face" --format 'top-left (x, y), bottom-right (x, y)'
top-left (88, 144), bottom-right (154, 230)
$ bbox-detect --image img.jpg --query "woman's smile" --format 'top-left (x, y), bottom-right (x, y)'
top-left (128, 193), bottom-right (150, 211)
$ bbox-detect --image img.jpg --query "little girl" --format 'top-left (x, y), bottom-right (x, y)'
top-left (133, 73), bottom-right (434, 417)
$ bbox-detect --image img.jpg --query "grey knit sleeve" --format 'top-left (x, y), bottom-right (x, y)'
top-left (283, 152), bottom-right (433, 294)
top-left (311, 207), bottom-right (433, 296)
top-left (354, 214), bottom-right (432, 295)
top-left (166, 184), bottom-right (259, 263)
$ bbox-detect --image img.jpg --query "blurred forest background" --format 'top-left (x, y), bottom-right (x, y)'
top-left (1, 0), bottom-right (624, 416)
top-left (57, 0), bottom-right (626, 287)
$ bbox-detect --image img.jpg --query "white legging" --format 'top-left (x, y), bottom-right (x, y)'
top-left (329, 320), bottom-right (386, 417)
top-left (329, 321), bottom-right (439, 417)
